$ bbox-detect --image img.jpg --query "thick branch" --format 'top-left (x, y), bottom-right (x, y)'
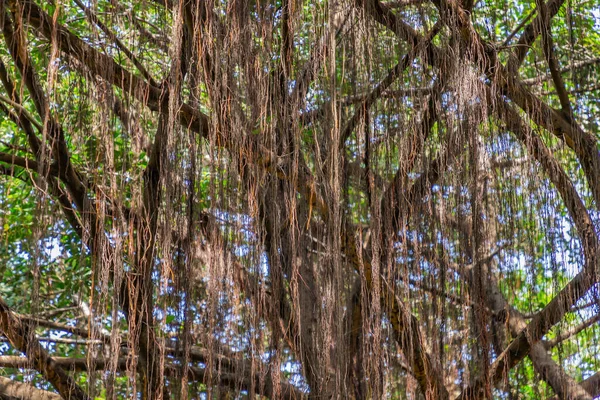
top-left (0, 376), bottom-right (61, 400)
top-left (0, 355), bottom-right (304, 400)
top-left (0, 297), bottom-right (90, 400)
top-left (17, 314), bottom-right (106, 341)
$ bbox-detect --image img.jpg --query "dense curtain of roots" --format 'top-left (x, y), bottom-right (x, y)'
top-left (0, 0), bottom-right (598, 398)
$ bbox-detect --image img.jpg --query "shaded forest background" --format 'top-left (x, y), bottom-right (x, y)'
top-left (0, 0), bottom-right (599, 398)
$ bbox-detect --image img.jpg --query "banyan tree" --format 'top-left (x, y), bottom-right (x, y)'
top-left (0, 0), bottom-right (598, 398)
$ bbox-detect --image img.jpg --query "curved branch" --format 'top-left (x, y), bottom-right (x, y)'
top-left (0, 297), bottom-right (90, 400)
top-left (0, 59), bottom-right (42, 155)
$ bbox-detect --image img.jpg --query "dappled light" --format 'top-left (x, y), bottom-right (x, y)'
top-left (0, 0), bottom-right (599, 398)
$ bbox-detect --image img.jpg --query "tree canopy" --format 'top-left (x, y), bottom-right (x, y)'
top-left (0, 0), bottom-right (599, 398)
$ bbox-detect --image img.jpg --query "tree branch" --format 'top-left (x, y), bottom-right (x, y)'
top-left (359, 0), bottom-right (600, 211)
top-left (535, 0), bottom-right (573, 116)
top-left (522, 57), bottom-right (600, 85)
top-left (0, 297), bottom-right (90, 400)
top-left (1, 5), bottom-right (88, 212)
top-left (0, 355), bottom-right (305, 400)
top-left (512, 0), bottom-right (566, 68)
top-left (0, 376), bottom-right (61, 400)
top-left (71, 0), bottom-right (158, 87)
top-left (0, 93), bottom-right (42, 131)
top-left (11, 0), bottom-right (208, 136)
top-left (339, 21), bottom-right (441, 149)
top-left (545, 313), bottom-right (600, 349)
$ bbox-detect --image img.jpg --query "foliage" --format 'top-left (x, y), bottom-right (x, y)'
top-left (0, 0), bottom-right (599, 398)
